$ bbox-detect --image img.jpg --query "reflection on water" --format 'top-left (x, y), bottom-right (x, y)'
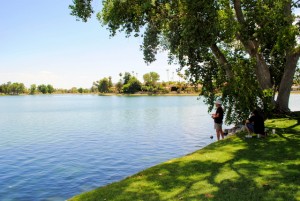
top-left (0, 94), bottom-right (299, 200)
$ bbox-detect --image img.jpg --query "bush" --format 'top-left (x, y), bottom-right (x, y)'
top-left (122, 77), bottom-right (142, 94)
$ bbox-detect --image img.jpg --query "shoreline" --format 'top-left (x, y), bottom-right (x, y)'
top-left (68, 113), bottom-right (300, 200)
top-left (0, 92), bottom-right (200, 97)
top-left (1, 91), bottom-right (300, 96)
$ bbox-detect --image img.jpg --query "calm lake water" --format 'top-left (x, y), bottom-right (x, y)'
top-left (0, 95), bottom-right (299, 201)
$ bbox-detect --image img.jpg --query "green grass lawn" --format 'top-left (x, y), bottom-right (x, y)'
top-left (69, 114), bottom-right (300, 201)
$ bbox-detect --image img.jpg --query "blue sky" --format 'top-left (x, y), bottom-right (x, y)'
top-left (0, 0), bottom-right (179, 88)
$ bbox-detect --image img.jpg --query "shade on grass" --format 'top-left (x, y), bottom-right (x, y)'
top-left (69, 115), bottom-right (300, 201)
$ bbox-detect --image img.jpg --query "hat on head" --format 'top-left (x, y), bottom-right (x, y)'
top-left (215, 100), bottom-right (222, 105)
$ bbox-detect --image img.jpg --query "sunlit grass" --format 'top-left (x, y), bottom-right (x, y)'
top-left (69, 115), bottom-right (300, 201)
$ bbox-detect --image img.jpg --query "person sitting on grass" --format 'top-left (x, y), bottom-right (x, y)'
top-left (245, 109), bottom-right (265, 137)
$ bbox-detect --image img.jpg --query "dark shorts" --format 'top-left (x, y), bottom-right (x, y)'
top-left (246, 123), bottom-right (254, 132)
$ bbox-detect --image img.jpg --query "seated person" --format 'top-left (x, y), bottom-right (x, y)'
top-left (245, 109), bottom-right (265, 137)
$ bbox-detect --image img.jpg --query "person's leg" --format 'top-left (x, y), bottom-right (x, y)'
top-left (216, 129), bottom-right (220, 140)
top-left (220, 124), bottom-right (224, 139)
top-left (220, 129), bottom-right (224, 139)
top-left (214, 123), bottom-right (220, 140)
top-left (215, 123), bottom-right (223, 140)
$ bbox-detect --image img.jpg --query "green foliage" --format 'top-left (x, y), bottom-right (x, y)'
top-left (122, 77), bottom-right (142, 94)
top-left (9, 82), bottom-right (25, 95)
top-left (69, 87), bottom-right (78, 93)
top-left (70, 0), bottom-right (300, 119)
top-left (69, 0), bottom-right (93, 22)
top-left (47, 84), bottom-right (55, 94)
top-left (108, 76), bottom-right (113, 88)
top-left (29, 84), bottom-right (37, 95)
top-left (76, 88), bottom-right (91, 93)
top-left (0, 82), bottom-right (25, 95)
top-left (123, 72), bottom-right (131, 85)
top-left (143, 72), bottom-right (160, 86)
top-left (37, 84), bottom-right (48, 94)
top-left (90, 85), bottom-right (98, 93)
top-left (78, 88), bottom-right (84, 93)
top-left (115, 81), bottom-right (123, 93)
top-left (98, 78), bottom-right (110, 93)
top-left (93, 77), bottom-right (114, 93)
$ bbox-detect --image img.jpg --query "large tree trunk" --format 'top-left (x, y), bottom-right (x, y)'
top-left (233, 0), bottom-right (273, 91)
top-left (254, 54), bottom-right (273, 90)
top-left (276, 0), bottom-right (300, 112)
top-left (276, 52), bottom-right (300, 112)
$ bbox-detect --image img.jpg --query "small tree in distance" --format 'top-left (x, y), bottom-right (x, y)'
top-left (143, 72), bottom-right (160, 86)
top-left (98, 78), bottom-right (109, 93)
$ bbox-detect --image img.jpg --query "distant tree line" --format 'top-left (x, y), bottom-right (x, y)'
top-left (0, 71), bottom-right (198, 95)
top-left (93, 71), bottom-right (200, 94)
top-left (0, 82), bottom-right (25, 95)
top-left (1, 69), bottom-right (299, 96)
top-left (0, 82), bottom-right (57, 95)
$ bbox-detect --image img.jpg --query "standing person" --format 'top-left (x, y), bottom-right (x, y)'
top-left (212, 100), bottom-right (224, 140)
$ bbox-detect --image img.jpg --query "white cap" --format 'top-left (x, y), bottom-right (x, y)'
top-left (215, 100), bottom-right (222, 105)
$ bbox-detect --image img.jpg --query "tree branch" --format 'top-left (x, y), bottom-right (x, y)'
top-left (210, 43), bottom-right (233, 78)
top-left (233, 0), bottom-right (245, 23)
top-left (233, 0), bottom-right (272, 90)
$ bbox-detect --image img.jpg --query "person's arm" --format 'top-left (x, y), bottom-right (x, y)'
top-left (212, 113), bottom-right (220, 118)
top-left (212, 108), bottom-right (220, 119)
top-left (247, 115), bottom-right (255, 123)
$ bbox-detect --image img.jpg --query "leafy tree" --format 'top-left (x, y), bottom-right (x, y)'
top-left (90, 85), bottom-right (98, 93)
top-left (38, 84), bottom-right (48, 94)
top-left (70, 0), bottom-right (300, 123)
top-left (6, 82), bottom-right (25, 95)
top-left (83, 88), bottom-right (90, 93)
top-left (143, 72), bottom-right (160, 86)
top-left (115, 80), bottom-right (123, 93)
top-left (0, 82), bottom-right (11, 94)
top-left (122, 77), bottom-right (142, 94)
top-left (47, 84), bottom-right (55, 94)
top-left (29, 84), bottom-right (37, 95)
top-left (78, 87), bottom-right (84, 93)
top-left (123, 72), bottom-right (131, 85)
top-left (69, 87), bottom-right (78, 93)
top-left (108, 76), bottom-right (113, 88)
top-left (98, 77), bottom-right (109, 93)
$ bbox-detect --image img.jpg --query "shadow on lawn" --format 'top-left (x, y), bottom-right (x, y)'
top-left (88, 133), bottom-right (300, 201)
top-left (146, 137), bottom-right (298, 200)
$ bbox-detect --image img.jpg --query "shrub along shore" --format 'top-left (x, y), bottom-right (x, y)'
top-left (69, 113), bottom-right (300, 201)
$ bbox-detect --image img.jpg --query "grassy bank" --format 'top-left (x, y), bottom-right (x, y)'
top-left (69, 114), bottom-right (300, 201)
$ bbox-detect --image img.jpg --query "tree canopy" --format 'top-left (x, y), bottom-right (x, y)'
top-left (143, 71), bottom-right (160, 86)
top-left (70, 0), bottom-right (300, 123)
top-left (0, 82), bottom-right (25, 95)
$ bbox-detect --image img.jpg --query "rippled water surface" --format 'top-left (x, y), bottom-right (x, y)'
top-left (0, 95), bottom-right (299, 201)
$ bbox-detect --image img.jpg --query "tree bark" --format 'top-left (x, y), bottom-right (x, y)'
top-left (276, 0), bottom-right (299, 112)
top-left (276, 51), bottom-right (300, 112)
